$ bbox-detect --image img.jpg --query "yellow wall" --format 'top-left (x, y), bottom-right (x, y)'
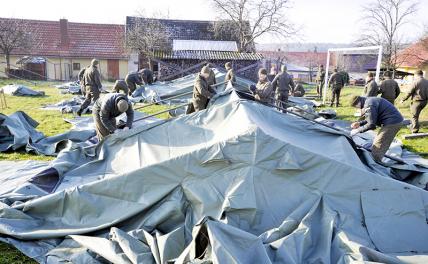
top-left (1, 54), bottom-right (129, 81)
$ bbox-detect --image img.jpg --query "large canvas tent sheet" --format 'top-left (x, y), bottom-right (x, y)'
top-left (2, 84), bottom-right (45, 96)
top-left (1, 89), bottom-right (428, 263)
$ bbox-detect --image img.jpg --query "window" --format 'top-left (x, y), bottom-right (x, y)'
top-left (73, 63), bottom-right (81, 71)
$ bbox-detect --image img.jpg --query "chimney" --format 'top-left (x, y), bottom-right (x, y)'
top-left (60, 19), bottom-right (69, 47)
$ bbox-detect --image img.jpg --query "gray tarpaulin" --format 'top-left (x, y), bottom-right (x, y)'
top-left (2, 84), bottom-right (45, 96)
top-left (1, 89), bottom-right (428, 263)
top-left (54, 81), bottom-right (82, 95)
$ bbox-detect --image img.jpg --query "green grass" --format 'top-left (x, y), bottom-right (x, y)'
top-left (314, 85), bottom-right (428, 157)
top-left (0, 81), bottom-right (427, 262)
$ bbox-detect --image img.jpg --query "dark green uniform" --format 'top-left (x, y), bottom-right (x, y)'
top-left (254, 80), bottom-right (273, 103)
top-left (272, 71), bottom-right (295, 111)
top-left (294, 83), bottom-right (305, 97)
top-left (78, 61), bottom-right (102, 114)
top-left (316, 68), bottom-right (325, 98)
top-left (364, 79), bottom-right (379, 97)
top-left (93, 93), bottom-right (134, 140)
top-left (125, 72), bottom-right (143, 95)
top-left (192, 74), bottom-right (216, 112)
top-left (328, 72), bottom-right (344, 107)
top-left (379, 77), bottom-right (400, 104)
top-left (225, 69), bottom-right (236, 83)
top-left (113, 80), bottom-right (129, 95)
top-left (207, 68), bottom-right (217, 86)
top-left (402, 76), bottom-right (428, 133)
top-left (140, 68), bottom-right (154, 85)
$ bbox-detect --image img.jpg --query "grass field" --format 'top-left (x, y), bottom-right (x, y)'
top-left (0, 79), bottom-right (427, 263)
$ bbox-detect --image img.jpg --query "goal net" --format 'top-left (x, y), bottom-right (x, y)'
top-left (322, 46), bottom-right (383, 105)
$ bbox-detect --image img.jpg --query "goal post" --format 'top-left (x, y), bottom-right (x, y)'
top-left (322, 45), bottom-right (383, 105)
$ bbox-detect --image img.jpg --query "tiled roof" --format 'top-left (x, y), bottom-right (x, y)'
top-left (153, 50), bottom-right (263, 61)
top-left (0, 18), bottom-right (127, 59)
top-left (396, 38), bottom-right (428, 68)
top-left (173, 40), bottom-right (238, 52)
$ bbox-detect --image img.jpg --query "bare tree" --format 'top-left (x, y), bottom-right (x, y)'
top-left (358, 0), bottom-right (418, 74)
top-left (0, 18), bottom-right (35, 73)
top-left (211, 0), bottom-right (296, 52)
top-left (126, 13), bottom-right (170, 69)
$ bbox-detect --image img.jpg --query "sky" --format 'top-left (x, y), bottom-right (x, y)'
top-left (1, 0), bottom-right (427, 44)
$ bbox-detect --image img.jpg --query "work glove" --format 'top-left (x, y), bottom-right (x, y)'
top-left (350, 129), bottom-right (359, 137)
top-left (123, 127), bottom-right (129, 131)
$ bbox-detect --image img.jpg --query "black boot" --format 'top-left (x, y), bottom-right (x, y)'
top-left (76, 109), bottom-right (82, 117)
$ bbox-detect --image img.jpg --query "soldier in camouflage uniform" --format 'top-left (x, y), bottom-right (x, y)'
top-left (192, 66), bottom-right (217, 112)
top-left (139, 68), bottom-right (154, 85)
top-left (401, 70), bottom-right (428, 133)
top-left (112, 80), bottom-right (129, 95)
top-left (328, 68), bottom-right (344, 107)
top-left (77, 59), bottom-right (102, 116)
top-left (272, 65), bottom-right (295, 112)
top-left (363, 72), bottom-right (379, 97)
top-left (224, 62), bottom-right (236, 83)
top-left (293, 82), bottom-right (306, 97)
top-left (251, 68), bottom-right (273, 103)
top-left (315, 65), bottom-right (325, 99)
top-left (379, 71), bottom-right (400, 104)
top-left (125, 71), bottom-right (144, 96)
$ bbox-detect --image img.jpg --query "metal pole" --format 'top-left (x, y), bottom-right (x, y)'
top-left (133, 103), bottom-right (189, 122)
top-left (323, 51), bottom-right (330, 105)
top-left (375, 45), bottom-right (383, 83)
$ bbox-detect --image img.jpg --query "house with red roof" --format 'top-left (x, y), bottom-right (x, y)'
top-left (396, 37), bottom-right (428, 75)
top-left (0, 18), bottom-right (130, 81)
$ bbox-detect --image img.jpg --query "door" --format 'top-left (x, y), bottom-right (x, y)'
top-left (107, 59), bottom-right (119, 81)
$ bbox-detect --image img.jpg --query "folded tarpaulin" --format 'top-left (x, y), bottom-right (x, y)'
top-left (0, 111), bottom-right (95, 156)
top-left (2, 84), bottom-right (45, 96)
top-left (1, 90), bottom-right (428, 263)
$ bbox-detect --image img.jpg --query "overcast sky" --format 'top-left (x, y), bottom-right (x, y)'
top-left (1, 0), bottom-right (427, 44)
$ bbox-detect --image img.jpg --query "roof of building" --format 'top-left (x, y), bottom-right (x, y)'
top-left (173, 40), bottom-right (238, 52)
top-left (396, 38), bottom-right (428, 68)
top-left (153, 50), bottom-right (263, 61)
top-left (0, 18), bottom-right (127, 59)
top-left (261, 51), bottom-right (329, 67)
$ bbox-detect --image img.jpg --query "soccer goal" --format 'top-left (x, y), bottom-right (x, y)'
top-left (322, 45), bottom-right (383, 105)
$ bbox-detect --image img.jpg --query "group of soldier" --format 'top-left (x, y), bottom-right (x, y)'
top-left (314, 64), bottom-right (428, 162)
top-left (78, 58), bottom-right (427, 164)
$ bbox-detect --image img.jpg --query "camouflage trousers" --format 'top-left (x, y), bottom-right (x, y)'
top-left (93, 109), bottom-right (114, 140)
top-left (371, 123), bottom-right (401, 162)
top-left (316, 82), bottom-right (323, 98)
top-left (330, 88), bottom-right (342, 107)
top-left (410, 100), bottom-right (427, 133)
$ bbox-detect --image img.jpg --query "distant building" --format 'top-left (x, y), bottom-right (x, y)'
top-left (0, 18), bottom-right (129, 81)
top-left (126, 17), bottom-right (263, 81)
top-left (396, 37), bottom-right (428, 76)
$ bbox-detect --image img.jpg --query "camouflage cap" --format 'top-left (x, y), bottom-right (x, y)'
top-left (416, 70), bottom-right (423, 76)
top-left (201, 66), bottom-right (211, 74)
top-left (91, 59), bottom-right (99, 66)
top-left (117, 99), bottom-right (129, 113)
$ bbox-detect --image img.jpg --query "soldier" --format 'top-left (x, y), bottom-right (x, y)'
top-left (328, 68), bottom-right (344, 107)
top-left (293, 82), bottom-right (306, 97)
top-left (250, 68), bottom-right (273, 103)
top-left (125, 71), bottom-right (144, 96)
top-left (112, 80), bottom-right (129, 95)
top-left (350, 95), bottom-right (403, 163)
top-left (92, 93), bottom-right (134, 140)
top-left (379, 71), bottom-right (400, 104)
top-left (192, 66), bottom-right (217, 112)
top-left (139, 68), bottom-right (154, 85)
top-left (363, 72), bottom-right (379, 97)
top-left (77, 59), bottom-right (102, 116)
top-left (340, 70), bottom-right (350, 86)
top-left (224, 62), bottom-right (236, 83)
top-left (401, 70), bottom-right (428, 133)
top-left (272, 65), bottom-right (295, 111)
top-left (206, 63), bottom-right (217, 86)
top-left (315, 64), bottom-right (325, 98)
top-left (78, 66), bottom-right (87, 95)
